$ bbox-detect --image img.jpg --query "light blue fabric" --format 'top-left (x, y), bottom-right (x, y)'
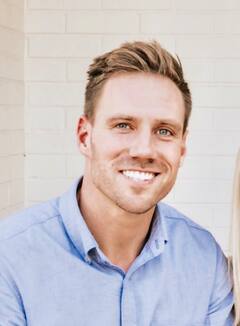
top-left (0, 179), bottom-right (233, 325)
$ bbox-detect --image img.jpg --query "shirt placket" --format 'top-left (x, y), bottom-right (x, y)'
top-left (121, 277), bottom-right (137, 326)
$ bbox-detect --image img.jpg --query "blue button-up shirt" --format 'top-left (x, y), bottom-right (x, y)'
top-left (0, 179), bottom-right (233, 325)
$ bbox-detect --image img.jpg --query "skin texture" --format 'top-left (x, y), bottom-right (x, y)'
top-left (77, 72), bottom-right (187, 270)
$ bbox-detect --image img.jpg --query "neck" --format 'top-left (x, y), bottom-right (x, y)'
top-left (78, 177), bottom-right (155, 272)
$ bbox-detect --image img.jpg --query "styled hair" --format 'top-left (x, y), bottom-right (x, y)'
top-left (230, 149), bottom-right (240, 325)
top-left (84, 40), bottom-right (192, 133)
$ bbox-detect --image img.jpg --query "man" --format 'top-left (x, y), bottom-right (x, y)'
top-left (0, 41), bottom-right (233, 325)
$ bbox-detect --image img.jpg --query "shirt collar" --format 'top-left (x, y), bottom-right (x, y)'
top-left (59, 178), bottom-right (169, 261)
top-left (59, 178), bottom-right (98, 261)
top-left (145, 204), bottom-right (169, 257)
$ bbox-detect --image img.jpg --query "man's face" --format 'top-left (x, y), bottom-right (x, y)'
top-left (80, 73), bottom-right (187, 214)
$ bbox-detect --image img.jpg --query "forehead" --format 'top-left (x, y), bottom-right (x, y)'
top-left (94, 72), bottom-right (185, 122)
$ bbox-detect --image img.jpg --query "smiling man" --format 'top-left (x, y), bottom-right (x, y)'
top-left (0, 41), bottom-right (233, 325)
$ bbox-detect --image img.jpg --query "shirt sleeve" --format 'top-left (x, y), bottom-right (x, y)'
top-left (0, 272), bottom-right (27, 325)
top-left (206, 243), bottom-right (234, 325)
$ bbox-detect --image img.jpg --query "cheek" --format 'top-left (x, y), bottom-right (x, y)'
top-left (156, 143), bottom-right (183, 165)
top-left (91, 133), bottom-right (127, 158)
top-left (95, 129), bottom-right (130, 147)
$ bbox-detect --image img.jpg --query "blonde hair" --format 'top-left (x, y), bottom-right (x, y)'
top-left (231, 149), bottom-right (240, 325)
top-left (84, 40), bottom-right (192, 133)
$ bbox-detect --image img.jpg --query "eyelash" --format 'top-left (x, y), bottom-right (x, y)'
top-left (156, 128), bottom-right (173, 136)
top-left (115, 122), bottom-right (131, 129)
top-left (114, 123), bottom-right (174, 137)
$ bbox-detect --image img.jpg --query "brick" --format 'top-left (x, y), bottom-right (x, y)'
top-left (28, 35), bottom-right (101, 57)
top-left (174, 0), bottom-right (233, 11)
top-left (66, 155), bottom-right (84, 177)
top-left (174, 203), bottom-right (214, 228)
top-left (182, 58), bottom-right (214, 83)
top-left (101, 35), bottom-right (143, 53)
top-left (188, 108), bottom-right (214, 131)
top-left (213, 109), bottom-right (240, 131)
top-left (174, 14), bottom-right (213, 34)
top-left (0, 132), bottom-right (12, 155)
top-left (232, 0), bottom-right (240, 9)
top-left (11, 155), bottom-right (24, 179)
top-left (11, 130), bottom-right (24, 154)
top-left (64, 131), bottom-right (79, 154)
top-left (0, 108), bottom-right (11, 130)
top-left (212, 156), bottom-right (236, 180)
top-left (67, 59), bottom-right (91, 82)
top-left (27, 108), bottom-right (65, 130)
top-left (27, 155), bottom-right (66, 177)
top-left (213, 204), bottom-right (232, 228)
top-left (192, 85), bottom-right (240, 108)
top-left (0, 1), bottom-right (24, 31)
top-left (9, 179), bottom-right (24, 205)
top-left (27, 0), bottom-right (63, 9)
top-left (176, 36), bottom-right (240, 58)
top-left (28, 83), bottom-right (84, 106)
top-left (67, 12), bottom-right (139, 34)
top-left (27, 178), bottom-right (72, 201)
top-left (25, 59), bottom-right (66, 82)
top-left (63, 0), bottom-right (101, 9)
top-left (213, 36), bottom-right (240, 58)
top-left (0, 183), bottom-right (9, 210)
top-left (101, 35), bottom-right (175, 54)
top-left (0, 27), bottom-right (24, 58)
top-left (0, 157), bottom-right (11, 182)
top-left (176, 37), bottom-right (215, 58)
top-left (0, 55), bottom-right (23, 80)
top-left (11, 107), bottom-right (24, 130)
top-left (7, 0), bottom-right (25, 9)
top-left (174, 180), bottom-right (232, 203)
top-left (102, 0), bottom-right (171, 10)
top-left (0, 80), bottom-right (24, 105)
top-left (140, 13), bottom-right (174, 33)
top-left (141, 13), bottom-right (213, 34)
top-left (26, 131), bottom-right (78, 155)
top-left (214, 14), bottom-right (240, 34)
top-left (214, 59), bottom-right (240, 82)
top-left (26, 131), bottom-right (65, 154)
top-left (188, 131), bottom-right (240, 156)
top-left (0, 107), bottom-right (24, 130)
top-left (25, 11), bottom-right (66, 33)
top-left (178, 155), bottom-right (214, 179)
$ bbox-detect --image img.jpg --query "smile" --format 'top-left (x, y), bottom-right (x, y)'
top-left (121, 170), bottom-right (158, 182)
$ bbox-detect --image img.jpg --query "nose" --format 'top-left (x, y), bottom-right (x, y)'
top-left (128, 128), bottom-right (156, 161)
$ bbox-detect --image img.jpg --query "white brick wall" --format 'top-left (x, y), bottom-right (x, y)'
top-left (0, 0), bottom-right (239, 253)
top-left (0, 0), bottom-right (25, 217)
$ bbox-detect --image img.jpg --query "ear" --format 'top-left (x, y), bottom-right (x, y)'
top-left (77, 115), bottom-right (92, 157)
top-left (179, 130), bottom-right (188, 167)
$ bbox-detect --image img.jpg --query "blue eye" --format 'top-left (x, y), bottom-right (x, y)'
top-left (157, 129), bottom-right (172, 136)
top-left (115, 123), bottom-right (130, 129)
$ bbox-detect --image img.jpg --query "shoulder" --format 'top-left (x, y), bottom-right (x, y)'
top-left (0, 198), bottom-right (61, 244)
top-left (158, 202), bottom-right (221, 255)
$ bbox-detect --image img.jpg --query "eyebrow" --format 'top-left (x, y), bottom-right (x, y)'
top-left (106, 115), bottom-right (183, 132)
top-left (107, 115), bottom-right (135, 123)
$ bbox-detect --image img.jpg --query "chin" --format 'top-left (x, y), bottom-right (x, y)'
top-left (116, 199), bottom-right (156, 215)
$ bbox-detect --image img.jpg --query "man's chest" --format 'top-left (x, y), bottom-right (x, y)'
top-left (21, 260), bottom-right (210, 326)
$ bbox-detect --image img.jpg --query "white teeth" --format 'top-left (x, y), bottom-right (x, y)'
top-left (122, 170), bottom-right (155, 181)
